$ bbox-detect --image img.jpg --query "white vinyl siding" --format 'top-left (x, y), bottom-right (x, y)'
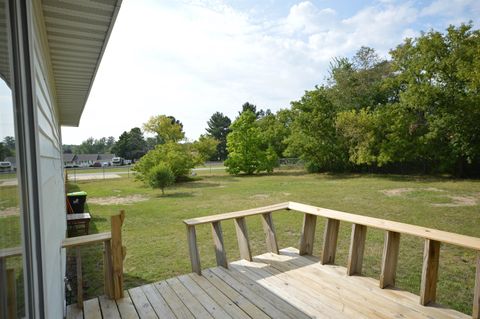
top-left (30, 2), bottom-right (66, 318)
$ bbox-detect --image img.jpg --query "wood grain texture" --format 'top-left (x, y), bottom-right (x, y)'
top-left (299, 213), bottom-right (317, 256)
top-left (420, 239), bottom-right (440, 306)
top-left (289, 202), bottom-right (480, 250)
top-left (261, 213), bottom-right (279, 254)
top-left (62, 232), bottom-right (111, 248)
top-left (211, 221), bottom-right (228, 268)
top-left (473, 252), bottom-right (480, 319)
top-left (111, 210), bottom-right (125, 299)
top-left (347, 224), bottom-right (367, 276)
top-left (321, 218), bottom-right (340, 264)
top-left (6, 269), bottom-right (16, 319)
top-left (76, 247), bottom-right (83, 308)
top-left (380, 231), bottom-right (400, 288)
top-left (187, 225), bottom-right (201, 274)
top-left (234, 217), bottom-right (252, 261)
top-left (184, 202), bottom-right (290, 226)
top-left (103, 239), bottom-right (113, 298)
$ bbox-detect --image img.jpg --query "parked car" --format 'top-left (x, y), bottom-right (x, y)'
top-left (112, 157), bottom-right (124, 166)
top-left (91, 162), bottom-right (102, 167)
top-left (0, 161), bottom-right (12, 172)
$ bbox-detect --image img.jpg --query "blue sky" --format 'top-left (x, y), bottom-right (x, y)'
top-left (4, 0), bottom-right (480, 145)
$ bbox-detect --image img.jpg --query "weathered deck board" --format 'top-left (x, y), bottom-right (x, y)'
top-left (76, 247), bottom-right (469, 319)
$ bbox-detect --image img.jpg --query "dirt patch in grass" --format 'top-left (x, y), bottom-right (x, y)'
top-left (88, 194), bottom-right (149, 205)
top-left (381, 188), bottom-right (414, 196)
top-left (432, 195), bottom-right (478, 207)
top-left (381, 187), bottom-right (444, 197)
top-left (0, 207), bottom-right (19, 217)
top-left (250, 194), bottom-right (270, 199)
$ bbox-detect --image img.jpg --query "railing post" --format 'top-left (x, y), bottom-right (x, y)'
top-left (347, 224), bottom-right (367, 275)
top-left (474, 252), bottom-right (480, 319)
top-left (234, 217), bottom-right (252, 261)
top-left (211, 221), bottom-right (228, 268)
top-left (187, 225), bottom-right (201, 275)
top-left (321, 218), bottom-right (340, 264)
top-left (104, 239), bottom-right (114, 298)
top-left (420, 239), bottom-right (440, 306)
top-left (299, 213), bottom-right (317, 256)
top-left (111, 210), bottom-right (126, 299)
top-left (261, 212), bottom-right (279, 254)
top-left (0, 258), bottom-right (7, 319)
top-left (75, 247), bottom-right (83, 308)
top-left (6, 269), bottom-right (16, 319)
top-left (380, 231), bottom-right (400, 288)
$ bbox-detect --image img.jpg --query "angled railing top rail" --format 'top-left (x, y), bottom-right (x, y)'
top-left (184, 201), bottom-right (480, 319)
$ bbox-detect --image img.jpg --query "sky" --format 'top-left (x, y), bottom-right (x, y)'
top-left (2, 0), bottom-right (480, 144)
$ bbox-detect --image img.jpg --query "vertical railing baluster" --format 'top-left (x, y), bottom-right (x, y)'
top-left (420, 239), bottom-right (440, 306)
top-left (103, 239), bottom-right (114, 298)
top-left (380, 231), bottom-right (400, 288)
top-left (187, 225), bottom-right (201, 275)
top-left (473, 252), bottom-right (480, 319)
top-left (211, 221), bottom-right (228, 268)
top-left (234, 217), bottom-right (252, 261)
top-left (347, 224), bottom-right (367, 275)
top-left (299, 214), bottom-right (317, 256)
top-left (6, 268), bottom-right (16, 319)
top-left (75, 247), bottom-right (83, 308)
top-left (261, 213), bottom-right (279, 254)
top-left (321, 218), bottom-right (340, 264)
top-left (111, 210), bottom-right (126, 299)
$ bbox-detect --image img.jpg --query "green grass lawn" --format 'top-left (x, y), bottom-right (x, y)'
top-left (67, 169), bottom-right (480, 314)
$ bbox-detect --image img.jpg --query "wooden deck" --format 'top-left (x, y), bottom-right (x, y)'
top-left (67, 247), bottom-right (469, 319)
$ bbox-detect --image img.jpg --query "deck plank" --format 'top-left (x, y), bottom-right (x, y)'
top-left (141, 284), bottom-right (176, 319)
top-left (203, 268), bottom-right (271, 319)
top-left (98, 295), bottom-right (121, 318)
top-left (66, 304), bottom-right (83, 319)
top-left (154, 281), bottom-right (194, 318)
top-left (210, 266), bottom-right (293, 319)
top-left (78, 247), bottom-right (469, 319)
top-left (224, 264), bottom-right (312, 319)
top-left (116, 290), bottom-right (139, 319)
top-left (177, 274), bottom-right (233, 319)
top-left (230, 260), bottom-right (348, 319)
top-left (128, 287), bottom-right (158, 319)
top-left (254, 252), bottom-right (424, 319)
top-left (83, 298), bottom-right (102, 319)
top-left (166, 277), bottom-right (214, 319)
top-left (188, 273), bottom-right (251, 319)
top-left (280, 247), bottom-right (469, 319)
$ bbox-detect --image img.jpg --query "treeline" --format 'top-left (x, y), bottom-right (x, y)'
top-left (66, 24), bottom-right (480, 177)
top-left (223, 24), bottom-right (480, 177)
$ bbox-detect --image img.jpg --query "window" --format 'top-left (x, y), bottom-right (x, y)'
top-left (0, 0), bottom-right (26, 317)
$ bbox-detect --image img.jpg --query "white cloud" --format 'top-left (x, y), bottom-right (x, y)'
top-left (61, 0), bottom-right (478, 144)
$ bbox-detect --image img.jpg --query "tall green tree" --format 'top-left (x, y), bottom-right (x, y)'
top-left (143, 115), bottom-right (185, 144)
top-left (286, 87), bottom-right (348, 172)
top-left (225, 110), bottom-right (277, 174)
top-left (387, 23), bottom-right (480, 175)
top-left (193, 135), bottom-right (219, 163)
top-left (206, 112), bottom-right (231, 160)
top-left (257, 109), bottom-right (293, 158)
top-left (111, 127), bottom-right (147, 159)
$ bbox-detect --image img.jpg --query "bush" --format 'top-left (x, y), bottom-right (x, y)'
top-left (133, 142), bottom-right (200, 182)
top-left (147, 164), bottom-right (175, 194)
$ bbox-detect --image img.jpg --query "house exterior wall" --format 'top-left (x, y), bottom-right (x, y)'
top-left (29, 2), bottom-right (66, 317)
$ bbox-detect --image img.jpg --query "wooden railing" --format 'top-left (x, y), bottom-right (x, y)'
top-left (62, 210), bottom-right (126, 308)
top-left (184, 201), bottom-right (480, 318)
top-left (0, 247), bottom-right (21, 319)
